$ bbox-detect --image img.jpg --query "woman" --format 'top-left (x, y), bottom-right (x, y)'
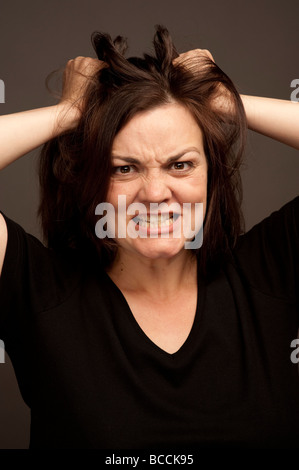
top-left (0, 26), bottom-right (298, 449)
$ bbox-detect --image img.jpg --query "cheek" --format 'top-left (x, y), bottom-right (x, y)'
top-left (106, 181), bottom-right (138, 209)
top-left (106, 181), bottom-right (115, 206)
top-left (106, 182), bottom-right (125, 206)
top-left (180, 174), bottom-right (207, 203)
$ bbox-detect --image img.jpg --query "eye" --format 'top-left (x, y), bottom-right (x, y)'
top-left (112, 165), bottom-right (136, 175)
top-left (170, 161), bottom-right (193, 171)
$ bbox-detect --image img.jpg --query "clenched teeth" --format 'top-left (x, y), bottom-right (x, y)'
top-left (133, 213), bottom-right (179, 228)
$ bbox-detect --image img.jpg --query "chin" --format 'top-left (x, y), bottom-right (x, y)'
top-left (128, 238), bottom-right (187, 260)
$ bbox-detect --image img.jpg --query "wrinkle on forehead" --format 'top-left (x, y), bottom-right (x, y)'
top-left (111, 102), bottom-right (205, 165)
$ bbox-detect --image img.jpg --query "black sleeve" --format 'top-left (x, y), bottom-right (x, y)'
top-left (234, 197), bottom-right (299, 308)
top-left (0, 214), bottom-right (81, 404)
top-left (0, 213), bottom-right (80, 328)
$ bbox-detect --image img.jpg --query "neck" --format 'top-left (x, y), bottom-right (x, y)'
top-left (106, 249), bottom-right (198, 300)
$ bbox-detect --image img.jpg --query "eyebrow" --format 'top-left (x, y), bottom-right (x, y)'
top-left (111, 147), bottom-right (201, 164)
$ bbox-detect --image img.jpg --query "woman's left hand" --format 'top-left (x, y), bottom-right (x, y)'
top-left (173, 48), bottom-right (215, 68)
top-left (173, 49), bottom-right (233, 115)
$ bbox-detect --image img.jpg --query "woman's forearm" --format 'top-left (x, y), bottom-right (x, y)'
top-left (0, 57), bottom-right (104, 171)
top-left (0, 104), bottom-right (78, 171)
top-left (241, 95), bottom-right (299, 150)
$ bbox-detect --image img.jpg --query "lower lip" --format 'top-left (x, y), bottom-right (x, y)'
top-left (133, 215), bottom-right (181, 237)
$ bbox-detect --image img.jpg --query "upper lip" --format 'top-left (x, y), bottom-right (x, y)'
top-left (134, 212), bottom-right (175, 217)
top-left (132, 212), bottom-right (180, 221)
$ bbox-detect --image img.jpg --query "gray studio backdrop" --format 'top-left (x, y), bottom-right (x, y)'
top-left (0, 0), bottom-right (298, 449)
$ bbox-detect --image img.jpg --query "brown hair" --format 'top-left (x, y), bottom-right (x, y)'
top-left (39, 25), bottom-right (247, 276)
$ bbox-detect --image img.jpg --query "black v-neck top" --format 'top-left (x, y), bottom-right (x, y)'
top-left (0, 198), bottom-right (298, 449)
top-left (106, 267), bottom-right (204, 361)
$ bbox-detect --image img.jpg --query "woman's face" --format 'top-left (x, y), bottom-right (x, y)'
top-left (105, 101), bottom-right (208, 261)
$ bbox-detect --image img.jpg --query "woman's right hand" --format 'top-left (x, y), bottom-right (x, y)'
top-left (57, 56), bottom-right (107, 128)
top-left (0, 57), bottom-right (106, 170)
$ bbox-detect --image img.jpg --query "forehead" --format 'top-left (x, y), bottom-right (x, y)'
top-left (111, 102), bottom-right (205, 160)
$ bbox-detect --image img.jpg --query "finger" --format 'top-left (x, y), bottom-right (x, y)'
top-left (202, 49), bottom-right (215, 62)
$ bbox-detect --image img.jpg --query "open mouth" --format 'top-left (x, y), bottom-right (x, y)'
top-left (133, 212), bottom-right (180, 229)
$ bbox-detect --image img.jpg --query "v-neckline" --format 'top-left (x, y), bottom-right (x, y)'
top-left (103, 261), bottom-right (206, 360)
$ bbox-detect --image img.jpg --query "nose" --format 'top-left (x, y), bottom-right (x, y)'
top-left (137, 174), bottom-right (172, 204)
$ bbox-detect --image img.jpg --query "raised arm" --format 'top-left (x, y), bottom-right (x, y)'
top-left (241, 95), bottom-right (299, 150)
top-left (0, 56), bottom-right (104, 170)
top-left (0, 56), bottom-right (105, 275)
top-left (174, 49), bottom-right (299, 150)
top-left (0, 105), bottom-right (76, 170)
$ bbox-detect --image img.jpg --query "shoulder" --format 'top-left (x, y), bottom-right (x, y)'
top-left (236, 197), bottom-right (299, 255)
top-left (0, 212), bottom-right (86, 314)
top-left (231, 197), bottom-right (299, 300)
top-left (0, 213), bottom-right (7, 276)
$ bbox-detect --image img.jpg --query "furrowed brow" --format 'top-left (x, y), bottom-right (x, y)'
top-left (111, 156), bottom-right (140, 164)
top-left (111, 147), bottom-right (201, 164)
